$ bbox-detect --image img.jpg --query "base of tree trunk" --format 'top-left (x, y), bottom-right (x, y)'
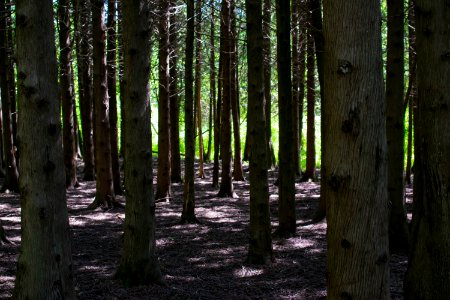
top-left (83, 173), bottom-right (95, 181)
top-left (171, 174), bottom-right (183, 183)
top-left (180, 215), bottom-right (200, 224)
top-left (114, 261), bottom-right (165, 288)
top-left (0, 220), bottom-right (11, 244)
top-left (217, 189), bottom-right (237, 198)
top-left (87, 195), bottom-right (124, 210)
top-left (273, 227), bottom-right (296, 239)
top-left (246, 254), bottom-right (274, 265)
top-left (0, 181), bottom-right (19, 193)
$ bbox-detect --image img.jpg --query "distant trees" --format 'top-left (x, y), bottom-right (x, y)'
top-left (323, 0), bottom-right (390, 298)
top-left (13, 0), bottom-right (74, 297)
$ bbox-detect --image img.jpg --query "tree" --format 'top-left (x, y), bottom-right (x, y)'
top-left (181, 0), bottom-right (197, 223)
top-left (0, 219), bottom-right (10, 244)
top-left (107, 0), bottom-right (122, 195)
top-left (323, 0), bottom-right (390, 298)
top-left (217, 0), bottom-right (234, 198)
top-left (275, 0), bottom-right (296, 237)
top-left (169, 0), bottom-right (182, 183)
top-left (404, 0), bottom-right (450, 298)
top-left (13, 0), bottom-right (75, 297)
top-left (0, 0), bottom-right (19, 192)
top-left (90, 0), bottom-right (117, 209)
top-left (246, 0), bottom-right (273, 265)
top-left (291, 0), bottom-right (301, 176)
top-left (205, 0), bottom-right (216, 163)
top-left (58, 0), bottom-right (78, 189)
top-left (74, 0), bottom-right (95, 181)
top-left (115, 0), bottom-right (163, 286)
top-left (156, 0), bottom-right (172, 201)
top-left (386, 0), bottom-right (409, 252)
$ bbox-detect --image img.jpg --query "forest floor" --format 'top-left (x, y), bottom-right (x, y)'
top-left (0, 160), bottom-right (410, 299)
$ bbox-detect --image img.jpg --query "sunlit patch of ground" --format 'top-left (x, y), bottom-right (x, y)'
top-left (0, 160), bottom-right (410, 299)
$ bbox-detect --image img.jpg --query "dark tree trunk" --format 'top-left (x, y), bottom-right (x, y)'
top-left (205, 0), bottom-right (216, 163)
top-left (386, 0), bottom-right (408, 253)
top-left (0, 0), bottom-right (19, 192)
top-left (155, 0), bottom-right (172, 201)
top-left (107, 0), bottom-right (122, 195)
top-left (275, 0), bottom-right (296, 237)
top-left (58, 0), bottom-right (78, 189)
top-left (117, 1), bottom-right (125, 158)
top-left (217, 0), bottom-right (234, 198)
top-left (212, 48), bottom-right (222, 188)
top-left (181, 0), bottom-right (198, 223)
top-left (291, 0), bottom-right (300, 176)
top-left (115, 0), bottom-right (163, 286)
top-left (90, 0), bottom-right (117, 209)
top-left (0, 219), bottom-right (10, 244)
top-left (246, 0), bottom-right (273, 265)
top-left (323, 0), bottom-right (390, 298)
top-left (194, 0), bottom-right (205, 179)
top-left (6, 2), bottom-right (16, 150)
top-left (169, 0), bottom-right (182, 183)
top-left (302, 28), bottom-right (316, 181)
top-left (74, 0), bottom-right (95, 181)
top-left (404, 0), bottom-right (450, 298)
top-left (13, 0), bottom-right (75, 296)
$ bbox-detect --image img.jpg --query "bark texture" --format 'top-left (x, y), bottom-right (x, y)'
top-left (13, 0), bottom-right (75, 297)
top-left (404, 1), bottom-right (450, 298)
top-left (323, 0), bottom-right (390, 298)
top-left (115, 0), bottom-right (163, 286)
top-left (246, 0), bottom-right (273, 265)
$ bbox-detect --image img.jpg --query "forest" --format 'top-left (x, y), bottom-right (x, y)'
top-left (0, 0), bottom-right (448, 299)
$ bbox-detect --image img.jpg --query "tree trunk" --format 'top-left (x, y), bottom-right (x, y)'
top-left (169, 0), bottom-right (182, 183)
top-left (0, 219), bottom-right (9, 244)
top-left (156, 0), bottom-right (172, 201)
top-left (194, 0), bottom-right (205, 179)
top-left (323, 0), bottom-right (390, 298)
top-left (6, 1), bottom-right (16, 150)
top-left (302, 28), bottom-right (316, 181)
top-left (74, 0), bottom-right (95, 181)
top-left (212, 47), bottom-right (222, 188)
top-left (230, 5), bottom-right (244, 182)
top-left (115, 0), bottom-right (164, 286)
top-left (275, 0), bottom-right (296, 237)
top-left (246, 0), bottom-right (273, 265)
top-left (217, 0), bottom-right (234, 198)
top-left (58, 0), bottom-right (78, 189)
top-left (107, 0), bottom-right (122, 195)
top-left (13, 0), bottom-right (75, 297)
top-left (205, 0), bottom-right (216, 163)
top-left (404, 0), bottom-right (450, 298)
top-left (386, 0), bottom-right (409, 253)
top-left (291, 0), bottom-right (300, 176)
top-left (181, 0), bottom-right (198, 223)
top-left (0, 0), bottom-right (19, 192)
top-left (90, 0), bottom-right (117, 209)
top-left (117, 1), bottom-right (125, 158)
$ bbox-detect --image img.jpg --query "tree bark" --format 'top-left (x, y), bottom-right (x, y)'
top-left (246, 0), bottom-right (273, 265)
top-left (212, 47), bottom-right (222, 188)
top-left (323, 0), bottom-right (390, 298)
top-left (386, 0), bottom-right (409, 253)
top-left (74, 0), bottom-right (95, 181)
top-left (13, 0), bottom-right (75, 297)
top-left (58, 0), bottom-right (78, 189)
top-left (115, 0), bottom-right (164, 286)
top-left (217, 0), bottom-right (235, 198)
top-left (90, 0), bottom-right (117, 209)
top-left (404, 0), bottom-right (450, 298)
top-left (0, 0), bottom-right (19, 192)
top-left (275, 0), bottom-right (296, 237)
top-left (181, 0), bottom-right (198, 223)
top-left (291, 0), bottom-right (300, 176)
top-left (107, 0), bottom-right (122, 195)
top-left (156, 0), bottom-right (172, 201)
top-left (205, 0), bottom-right (216, 163)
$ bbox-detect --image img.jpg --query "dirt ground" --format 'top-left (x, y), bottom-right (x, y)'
top-left (0, 161), bottom-right (409, 299)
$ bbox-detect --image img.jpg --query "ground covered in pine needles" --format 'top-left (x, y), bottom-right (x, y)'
top-left (0, 161), bottom-right (409, 299)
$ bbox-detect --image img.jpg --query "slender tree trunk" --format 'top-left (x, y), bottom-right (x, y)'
top-left (7, 2), bottom-right (16, 150)
top-left (246, 0), bottom-right (273, 265)
top-left (169, 0), bottom-right (182, 183)
top-left (0, 219), bottom-right (9, 244)
top-left (404, 0), bottom-right (450, 298)
top-left (217, 0), bottom-right (235, 198)
top-left (323, 0), bottom-right (390, 298)
top-left (212, 49), bottom-right (222, 188)
top-left (275, 0), bottom-right (296, 237)
top-left (74, 0), bottom-right (95, 181)
top-left (205, 0), bottom-right (216, 163)
top-left (0, 0), bottom-right (19, 192)
top-left (90, 0), bottom-right (117, 209)
top-left (386, 0), bottom-right (408, 253)
top-left (115, 0), bottom-right (163, 286)
top-left (117, 1), bottom-right (125, 158)
top-left (13, 0), bottom-right (75, 297)
top-left (181, 0), bottom-right (198, 223)
top-left (58, 0), bottom-right (78, 189)
top-left (291, 0), bottom-right (300, 176)
top-left (302, 28), bottom-right (316, 181)
top-left (107, 0), bottom-right (122, 195)
top-left (194, 0), bottom-right (205, 179)
top-left (156, 0), bottom-right (172, 201)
